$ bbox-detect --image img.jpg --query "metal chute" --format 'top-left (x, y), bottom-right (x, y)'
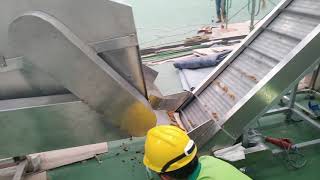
top-left (0, 0), bottom-right (155, 158)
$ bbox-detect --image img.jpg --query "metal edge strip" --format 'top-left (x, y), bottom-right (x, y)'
top-left (89, 34), bottom-right (138, 53)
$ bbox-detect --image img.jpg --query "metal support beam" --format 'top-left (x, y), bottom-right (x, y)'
top-left (307, 89), bottom-right (320, 97)
top-left (286, 84), bottom-right (299, 120)
top-left (272, 138), bottom-right (320, 154)
top-left (288, 85), bottom-right (298, 109)
top-left (292, 108), bottom-right (320, 129)
top-left (0, 94), bottom-right (79, 112)
top-left (282, 95), bottom-right (318, 119)
top-left (89, 35), bottom-right (138, 53)
top-left (256, 107), bottom-right (291, 129)
top-left (224, 0), bottom-right (230, 29)
top-left (12, 160), bottom-right (27, 180)
top-left (263, 107), bottom-right (290, 117)
top-left (294, 138), bottom-right (320, 149)
top-left (309, 65), bottom-right (320, 89)
top-left (249, 0), bottom-right (256, 31)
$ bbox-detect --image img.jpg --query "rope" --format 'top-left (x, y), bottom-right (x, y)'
top-left (255, 0), bottom-right (262, 16)
top-left (247, 0), bottom-right (262, 17)
top-left (228, 3), bottom-right (250, 22)
top-left (253, 0), bottom-right (280, 27)
top-left (228, 0), bottom-right (232, 8)
top-left (281, 145), bottom-right (307, 169)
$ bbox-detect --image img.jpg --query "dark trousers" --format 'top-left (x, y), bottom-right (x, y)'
top-left (215, 0), bottom-right (226, 19)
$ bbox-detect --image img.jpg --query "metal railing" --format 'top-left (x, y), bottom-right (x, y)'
top-left (224, 0), bottom-right (277, 31)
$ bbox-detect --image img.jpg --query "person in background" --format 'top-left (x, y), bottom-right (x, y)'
top-left (143, 125), bottom-right (252, 180)
top-left (215, 0), bottom-right (226, 23)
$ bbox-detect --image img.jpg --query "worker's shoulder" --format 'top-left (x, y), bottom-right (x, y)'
top-left (199, 155), bottom-right (213, 161)
top-left (198, 156), bottom-right (253, 180)
top-left (199, 155), bottom-right (224, 163)
top-left (198, 155), bottom-right (230, 167)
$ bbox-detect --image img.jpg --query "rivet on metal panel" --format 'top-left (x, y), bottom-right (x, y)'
top-left (0, 56), bottom-right (7, 68)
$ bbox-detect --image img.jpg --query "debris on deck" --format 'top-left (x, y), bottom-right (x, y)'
top-left (142, 21), bottom-right (255, 94)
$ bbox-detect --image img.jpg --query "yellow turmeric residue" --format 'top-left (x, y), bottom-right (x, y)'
top-left (212, 112), bottom-right (219, 120)
top-left (248, 75), bottom-right (258, 82)
top-left (228, 93), bottom-right (236, 101)
top-left (233, 67), bottom-right (259, 83)
top-left (222, 86), bottom-right (228, 93)
top-left (213, 81), bottom-right (220, 87)
top-left (214, 81), bottom-right (236, 101)
top-left (167, 111), bottom-right (177, 122)
top-left (187, 119), bottom-right (196, 128)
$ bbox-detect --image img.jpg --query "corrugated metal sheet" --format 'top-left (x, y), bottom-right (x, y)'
top-left (268, 12), bottom-right (320, 40)
top-left (181, 100), bottom-right (210, 131)
top-left (232, 49), bottom-right (275, 80)
top-left (180, 0), bottom-right (320, 133)
top-left (249, 31), bottom-right (298, 61)
top-left (288, 0), bottom-right (320, 17)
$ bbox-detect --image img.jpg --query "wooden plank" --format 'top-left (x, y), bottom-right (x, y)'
top-left (31, 143), bottom-right (107, 170)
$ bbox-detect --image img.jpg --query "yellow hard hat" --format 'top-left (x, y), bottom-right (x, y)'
top-left (143, 125), bottom-right (197, 173)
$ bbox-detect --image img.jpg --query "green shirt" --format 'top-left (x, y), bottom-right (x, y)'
top-left (188, 156), bottom-right (252, 180)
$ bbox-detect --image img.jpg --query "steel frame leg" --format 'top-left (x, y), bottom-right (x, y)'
top-left (282, 95), bottom-right (318, 119)
top-left (284, 84), bottom-right (320, 129)
top-left (249, 0), bottom-right (256, 31)
top-left (286, 84), bottom-right (299, 120)
top-left (309, 65), bottom-right (320, 90)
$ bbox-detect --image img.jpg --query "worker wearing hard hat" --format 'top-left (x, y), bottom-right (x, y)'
top-left (144, 125), bottom-right (252, 180)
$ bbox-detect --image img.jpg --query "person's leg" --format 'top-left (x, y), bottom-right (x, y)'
top-left (221, 0), bottom-right (226, 17)
top-left (215, 0), bottom-right (221, 20)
